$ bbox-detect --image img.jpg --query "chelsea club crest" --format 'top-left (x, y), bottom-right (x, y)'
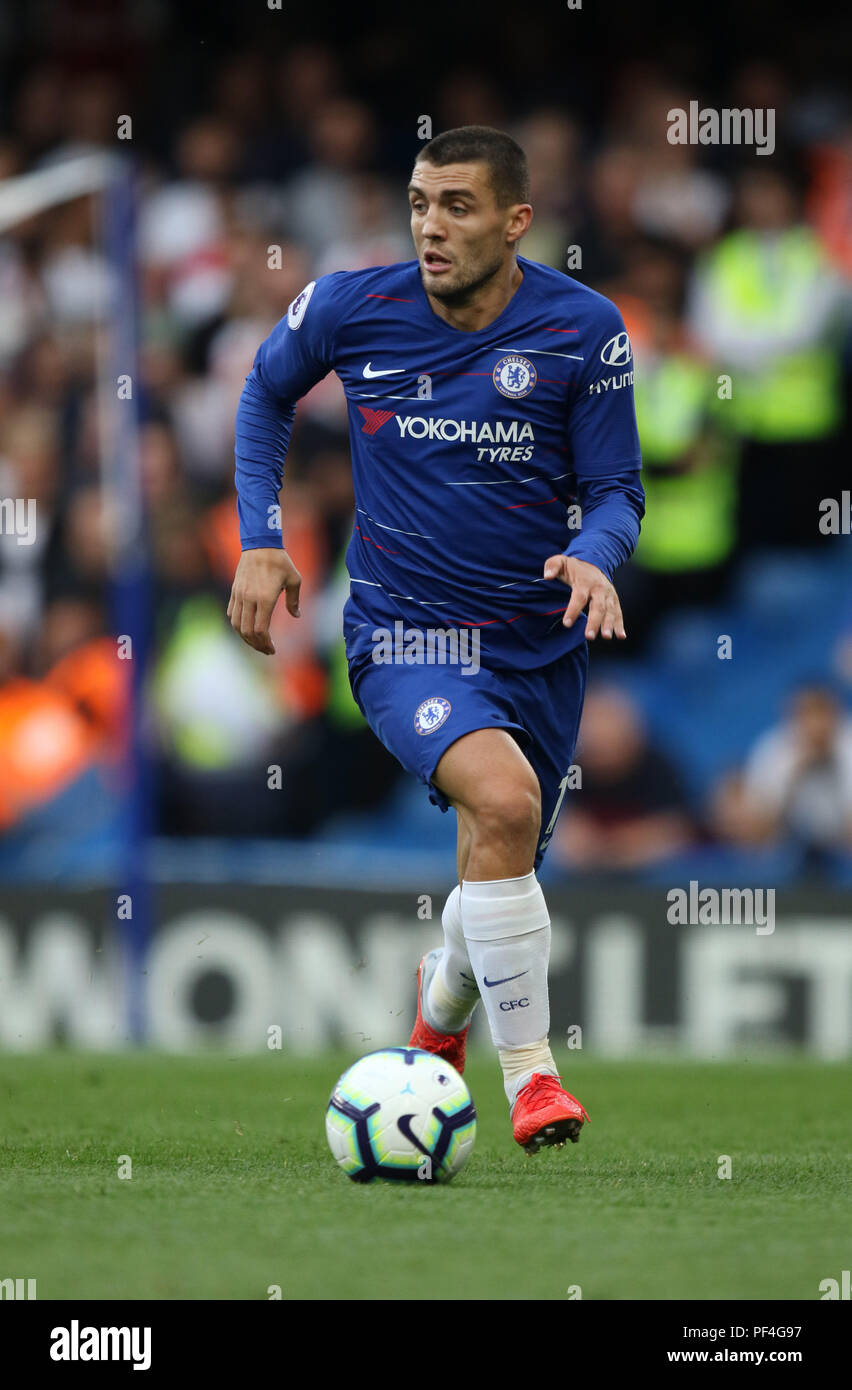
top-left (414, 697), bottom-right (452, 735)
top-left (492, 354), bottom-right (537, 399)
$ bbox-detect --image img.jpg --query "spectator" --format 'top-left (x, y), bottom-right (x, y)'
top-left (712, 685), bottom-right (852, 868)
top-left (553, 686), bottom-right (695, 872)
top-left (139, 117), bottom-right (238, 329)
top-left (283, 99), bottom-right (378, 258)
top-left (619, 301), bottom-right (740, 648)
top-left (688, 164), bottom-right (848, 548)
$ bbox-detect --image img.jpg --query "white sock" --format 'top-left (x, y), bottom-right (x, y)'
top-left (425, 885), bottom-right (480, 1033)
top-left (498, 1040), bottom-right (559, 1111)
top-left (460, 873), bottom-right (558, 1105)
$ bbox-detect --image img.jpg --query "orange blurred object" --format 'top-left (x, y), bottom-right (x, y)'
top-left (0, 679), bottom-right (96, 829)
top-left (808, 141), bottom-right (852, 278)
top-left (45, 635), bottom-right (130, 753)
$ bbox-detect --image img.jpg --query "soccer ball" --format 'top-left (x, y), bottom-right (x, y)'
top-left (326, 1047), bottom-right (476, 1183)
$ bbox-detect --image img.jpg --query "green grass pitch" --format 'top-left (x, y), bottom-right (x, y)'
top-left (1, 1052), bottom-right (849, 1300)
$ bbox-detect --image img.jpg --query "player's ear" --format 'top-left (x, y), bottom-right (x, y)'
top-left (507, 203), bottom-right (533, 245)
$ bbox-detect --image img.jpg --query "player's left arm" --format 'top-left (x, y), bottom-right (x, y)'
top-left (544, 301), bottom-right (644, 640)
top-left (545, 468), bottom-right (644, 637)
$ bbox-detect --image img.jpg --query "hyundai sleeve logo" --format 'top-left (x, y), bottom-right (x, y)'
top-left (600, 331), bottom-right (632, 366)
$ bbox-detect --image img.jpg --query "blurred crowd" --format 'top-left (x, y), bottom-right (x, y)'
top-left (0, 9), bottom-right (850, 876)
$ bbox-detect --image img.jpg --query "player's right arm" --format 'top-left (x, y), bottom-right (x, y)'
top-left (229, 274), bottom-right (344, 654)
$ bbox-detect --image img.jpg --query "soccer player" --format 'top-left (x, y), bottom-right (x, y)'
top-left (230, 126), bottom-right (644, 1154)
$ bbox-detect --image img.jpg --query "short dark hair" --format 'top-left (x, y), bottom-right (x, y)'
top-left (415, 126), bottom-right (530, 207)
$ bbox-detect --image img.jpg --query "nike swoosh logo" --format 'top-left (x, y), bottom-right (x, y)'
top-left (396, 1113), bottom-right (433, 1158)
top-left (483, 971), bottom-right (529, 988)
top-left (363, 362), bottom-right (406, 378)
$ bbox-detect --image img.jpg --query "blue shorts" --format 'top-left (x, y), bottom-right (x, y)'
top-left (347, 635), bottom-right (588, 871)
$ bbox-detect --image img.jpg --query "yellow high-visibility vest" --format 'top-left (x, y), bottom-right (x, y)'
top-left (634, 353), bottom-right (738, 572)
top-left (698, 228), bottom-right (842, 441)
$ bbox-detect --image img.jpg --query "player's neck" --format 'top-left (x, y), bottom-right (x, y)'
top-left (426, 258), bottom-right (524, 333)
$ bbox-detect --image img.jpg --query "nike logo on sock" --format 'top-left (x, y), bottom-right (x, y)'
top-left (483, 970), bottom-right (529, 988)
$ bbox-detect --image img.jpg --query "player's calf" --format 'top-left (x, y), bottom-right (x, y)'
top-left (429, 884), bottom-right (481, 1026)
top-left (408, 948), bottom-right (474, 1075)
top-left (433, 729), bottom-right (585, 1155)
top-left (456, 871), bottom-right (589, 1155)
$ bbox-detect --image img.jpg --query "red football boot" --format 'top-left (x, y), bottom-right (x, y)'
top-left (408, 949), bottom-right (471, 1075)
top-left (512, 1072), bottom-right (590, 1153)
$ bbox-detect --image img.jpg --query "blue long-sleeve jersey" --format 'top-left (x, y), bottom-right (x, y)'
top-left (235, 256), bottom-right (644, 670)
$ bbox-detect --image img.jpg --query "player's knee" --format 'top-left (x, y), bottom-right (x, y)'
top-left (471, 777), bottom-right (541, 849)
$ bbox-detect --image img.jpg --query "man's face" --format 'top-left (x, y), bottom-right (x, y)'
top-left (408, 159), bottom-right (526, 301)
top-left (792, 691), bottom-right (838, 757)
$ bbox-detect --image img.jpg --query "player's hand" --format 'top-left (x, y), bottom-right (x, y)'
top-left (542, 554), bottom-right (626, 640)
top-left (227, 547), bottom-right (301, 655)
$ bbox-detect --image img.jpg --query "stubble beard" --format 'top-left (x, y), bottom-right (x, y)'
top-left (420, 249), bottom-right (506, 305)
